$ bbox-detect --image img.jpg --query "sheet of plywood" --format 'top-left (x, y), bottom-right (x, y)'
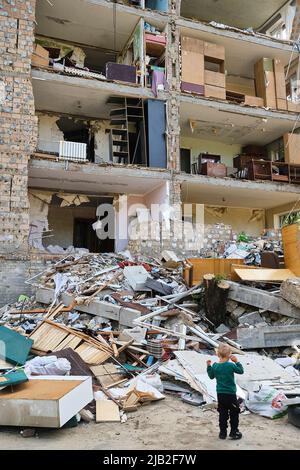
top-left (0, 379), bottom-right (83, 400)
top-left (282, 223), bottom-right (300, 276)
top-left (284, 133), bottom-right (300, 164)
top-left (96, 400), bottom-right (120, 422)
top-left (226, 75), bottom-right (256, 96)
top-left (234, 268), bottom-right (296, 282)
top-left (204, 70), bottom-right (225, 88)
top-left (274, 58), bottom-right (287, 100)
top-left (181, 36), bottom-right (204, 86)
top-left (255, 58), bottom-right (276, 109)
top-left (184, 258), bottom-right (244, 286)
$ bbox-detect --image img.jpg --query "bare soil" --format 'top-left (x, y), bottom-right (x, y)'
top-left (0, 395), bottom-right (299, 450)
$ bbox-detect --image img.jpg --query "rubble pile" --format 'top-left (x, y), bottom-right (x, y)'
top-left (0, 249), bottom-right (300, 433)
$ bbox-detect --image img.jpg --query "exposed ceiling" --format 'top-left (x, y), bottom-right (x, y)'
top-left (181, 179), bottom-right (300, 209)
top-left (31, 69), bottom-right (154, 118)
top-left (35, 0), bottom-right (165, 51)
top-left (180, 0), bottom-right (290, 30)
top-left (179, 25), bottom-right (293, 77)
top-left (180, 100), bottom-right (300, 145)
top-left (29, 160), bottom-right (168, 196)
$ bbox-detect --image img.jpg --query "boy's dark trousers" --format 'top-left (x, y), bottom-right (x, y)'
top-left (217, 393), bottom-right (239, 433)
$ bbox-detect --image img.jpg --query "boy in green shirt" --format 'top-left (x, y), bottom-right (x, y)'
top-left (207, 343), bottom-right (244, 440)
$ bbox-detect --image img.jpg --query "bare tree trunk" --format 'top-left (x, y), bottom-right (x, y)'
top-left (203, 274), bottom-right (230, 328)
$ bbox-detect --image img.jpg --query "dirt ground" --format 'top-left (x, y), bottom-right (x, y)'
top-left (0, 395), bottom-right (299, 450)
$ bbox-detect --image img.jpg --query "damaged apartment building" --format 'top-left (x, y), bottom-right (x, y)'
top-left (1, 0), bottom-right (300, 304)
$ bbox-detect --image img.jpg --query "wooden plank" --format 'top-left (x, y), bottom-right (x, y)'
top-left (184, 258), bottom-right (244, 286)
top-left (181, 36), bottom-right (204, 86)
top-left (274, 58), bottom-right (287, 100)
top-left (204, 70), bottom-right (225, 88)
top-left (234, 268), bottom-right (296, 282)
top-left (282, 224), bottom-right (300, 276)
top-left (96, 400), bottom-right (120, 423)
top-left (284, 133), bottom-right (300, 164)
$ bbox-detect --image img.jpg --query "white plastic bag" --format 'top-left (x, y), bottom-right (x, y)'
top-left (245, 385), bottom-right (288, 419)
top-left (25, 356), bottom-right (71, 376)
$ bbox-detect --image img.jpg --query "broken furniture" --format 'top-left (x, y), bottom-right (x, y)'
top-left (192, 153), bottom-right (227, 177)
top-left (108, 96), bottom-right (147, 165)
top-left (0, 375), bottom-right (93, 428)
top-left (183, 258), bottom-right (244, 287)
top-left (32, 44), bottom-right (49, 68)
top-left (181, 37), bottom-right (225, 99)
top-left (0, 326), bottom-right (33, 365)
top-left (29, 319), bottom-right (113, 365)
top-left (282, 223), bottom-right (300, 276)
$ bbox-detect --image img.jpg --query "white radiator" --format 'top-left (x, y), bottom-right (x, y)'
top-left (59, 141), bottom-right (87, 162)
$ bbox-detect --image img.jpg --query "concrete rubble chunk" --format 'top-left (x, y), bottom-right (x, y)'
top-left (238, 311), bottom-right (262, 326)
top-left (123, 266), bottom-right (149, 291)
top-left (231, 306), bottom-right (246, 319)
top-left (280, 278), bottom-right (300, 309)
top-left (226, 300), bottom-right (238, 313)
top-left (227, 281), bottom-right (300, 319)
top-left (237, 324), bottom-right (300, 349)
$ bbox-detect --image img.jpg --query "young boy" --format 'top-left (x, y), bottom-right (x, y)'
top-left (207, 343), bottom-right (244, 440)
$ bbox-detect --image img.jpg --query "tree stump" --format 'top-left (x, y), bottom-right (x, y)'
top-left (203, 274), bottom-right (230, 328)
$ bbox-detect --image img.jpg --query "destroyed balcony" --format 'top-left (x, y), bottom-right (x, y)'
top-left (180, 0), bottom-right (297, 41)
top-left (178, 29), bottom-right (299, 114)
top-left (34, 90), bottom-right (168, 168)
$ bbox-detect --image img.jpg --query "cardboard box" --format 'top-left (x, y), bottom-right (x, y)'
top-left (32, 44), bottom-right (49, 67)
top-left (181, 36), bottom-right (204, 86)
top-left (244, 95), bottom-right (264, 107)
top-left (0, 376), bottom-right (93, 428)
top-left (284, 133), bottom-right (300, 164)
top-left (274, 58), bottom-right (287, 100)
top-left (255, 58), bottom-right (277, 109)
top-left (277, 98), bottom-right (288, 111)
top-left (204, 41), bottom-right (225, 61)
top-left (205, 84), bottom-right (226, 100)
top-left (204, 70), bottom-right (225, 88)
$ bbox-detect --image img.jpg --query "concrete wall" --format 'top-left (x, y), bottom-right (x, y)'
top-left (93, 120), bottom-right (111, 163)
top-left (45, 206), bottom-right (96, 248)
top-left (37, 114), bottom-right (64, 153)
top-left (204, 206), bottom-right (265, 236)
top-left (180, 137), bottom-right (242, 169)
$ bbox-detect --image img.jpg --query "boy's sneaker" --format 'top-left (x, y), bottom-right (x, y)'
top-left (229, 430), bottom-right (242, 440)
top-left (219, 431), bottom-right (227, 439)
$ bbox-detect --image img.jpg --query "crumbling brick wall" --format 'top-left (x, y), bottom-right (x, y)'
top-left (0, 0), bottom-right (38, 255)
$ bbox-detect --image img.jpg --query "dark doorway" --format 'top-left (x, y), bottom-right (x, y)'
top-left (180, 148), bottom-right (191, 173)
top-left (73, 217), bottom-right (115, 253)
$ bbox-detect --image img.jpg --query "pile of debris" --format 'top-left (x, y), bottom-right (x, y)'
top-left (0, 250), bottom-right (300, 433)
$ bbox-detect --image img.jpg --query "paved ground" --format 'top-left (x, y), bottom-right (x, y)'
top-left (0, 395), bottom-right (299, 450)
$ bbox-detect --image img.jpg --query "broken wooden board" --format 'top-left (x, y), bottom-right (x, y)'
top-left (90, 364), bottom-right (126, 389)
top-left (96, 399), bottom-right (120, 422)
top-left (282, 223), bottom-right (300, 277)
top-left (0, 375), bottom-right (93, 428)
top-left (29, 319), bottom-right (112, 365)
top-left (227, 281), bottom-right (300, 319)
top-left (234, 268), bottom-right (296, 282)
